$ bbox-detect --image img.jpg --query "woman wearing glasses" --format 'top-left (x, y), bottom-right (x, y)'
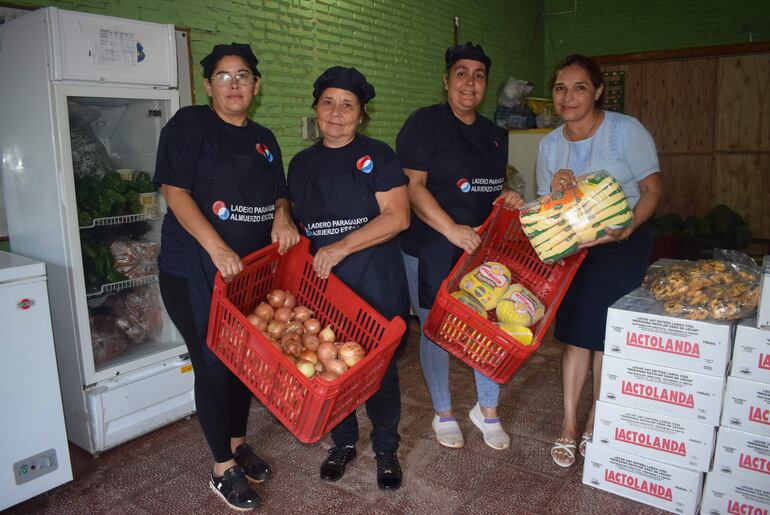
top-left (154, 43), bottom-right (299, 511)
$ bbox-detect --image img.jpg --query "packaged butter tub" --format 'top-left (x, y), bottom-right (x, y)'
top-left (459, 261), bottom-right (511, 310)
top-left (495, 283), bottom-right (545, 326)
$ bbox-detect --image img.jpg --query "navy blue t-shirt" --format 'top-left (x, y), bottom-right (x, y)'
top-left (153, 105), bottom-right (288, 276)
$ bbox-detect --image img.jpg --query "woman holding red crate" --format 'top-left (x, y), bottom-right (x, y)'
top-left (154, 43), bottom-right (299, 511)
top-left (538, 55), bottom-right (663, 468)
top-left (287, 66), bottom-right (411, 490)
top-left (396, 42), bottom-right (524, 451)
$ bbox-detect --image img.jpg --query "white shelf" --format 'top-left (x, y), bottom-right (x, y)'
top-left (87, 274), bottom-right (158, 299)
top-left (79, 209), bottom-right (158, 229)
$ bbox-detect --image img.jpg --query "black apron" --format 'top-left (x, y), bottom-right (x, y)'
top-left (293, 144), bottom-right (409, 324)
top-left (417, 110), bottom-right (507, 309)
top-left (186, 121), bottom-right (279, 363)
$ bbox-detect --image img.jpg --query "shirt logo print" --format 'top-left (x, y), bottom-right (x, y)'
top-left (457, 178), bottom-right (471, 193)
top-left (256, 143), bottom-right (274, 162)
top-left (212, 200), bottom-right (230, 220)
top-left (356, 155), bottom-right (374, 174)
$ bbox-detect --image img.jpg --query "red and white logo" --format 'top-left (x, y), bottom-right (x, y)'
top-left (17, 298), bottom-right (34, 310)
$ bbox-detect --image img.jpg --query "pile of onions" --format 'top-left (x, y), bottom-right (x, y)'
top-left (244, 288), bottom-right (367, 381)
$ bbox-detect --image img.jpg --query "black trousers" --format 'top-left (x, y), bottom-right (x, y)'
top-left (159, 270), bottom-right (252, 463)
top-left (331, 353), bottom-right (401, 454)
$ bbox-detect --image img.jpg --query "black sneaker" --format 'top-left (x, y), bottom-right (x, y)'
top-left (375, 451), bottom-right (402, 490)
top-left (233, 444), bottom-right (271, 483)
top-left (209, 465), bottom-right (261, 511)
top-left (319, 445), bottom-right (357, 482)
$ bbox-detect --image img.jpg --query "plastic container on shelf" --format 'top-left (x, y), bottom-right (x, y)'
top-left (424, 203), bottom-right (586, 384)
top-left (206, 237), bottom-right (406, 443)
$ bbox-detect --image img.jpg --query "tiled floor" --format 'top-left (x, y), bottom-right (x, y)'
top-left (7, 319), bottom-right (668, 514)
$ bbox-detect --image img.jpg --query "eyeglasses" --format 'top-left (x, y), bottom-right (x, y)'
top-left (211, 71), bottom-right (255, 86)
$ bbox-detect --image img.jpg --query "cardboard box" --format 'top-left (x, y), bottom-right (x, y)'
top-left (713, 426), bottom-right (770, 487)
top-left (700, 471), bottom-right (770, 515)
top-left (604, 288), bottom-right (733, 377)
top-left (758, 256), bottom-right (770, 330)
top-left (721, 376), bottom-right (770, 438)
top-left (732, 318), bottom-right (770, 384)
top-left (593, 401), bottom-right (716, 472)
top-left (582, 442), bottom-right (703, 515)
top-left (600, 355), bottom-right (726, 425)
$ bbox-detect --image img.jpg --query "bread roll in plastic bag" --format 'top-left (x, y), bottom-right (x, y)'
top-left (519, 171), bottom-right (633, 263)
top-left (459, 261), bottom-right (511, 310)
top-left (451, 291), bottom-right (488, 319)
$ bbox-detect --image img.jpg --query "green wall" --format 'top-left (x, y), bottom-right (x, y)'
top-left (12, 0), bottom-right (544, 163)
top-left (543, 0), bottom-right (770, 89)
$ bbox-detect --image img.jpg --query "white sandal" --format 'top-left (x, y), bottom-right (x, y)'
top-left (551, 438), bottom-right (576, 468)
top-left (579, 432), bottom-right (592, 457)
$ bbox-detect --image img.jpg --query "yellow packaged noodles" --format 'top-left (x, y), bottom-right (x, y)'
top-left (519, 171), bottom-right (632, 263)
top-left (459, 261), bottom-right (511, 310)
top-left (495, 283), bottom-right (545, 327)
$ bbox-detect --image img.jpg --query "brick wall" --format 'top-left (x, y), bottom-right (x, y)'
top-left (543, 0), bottom-right (770, 86)
top-left (13, 0), bottom-right (544, 162)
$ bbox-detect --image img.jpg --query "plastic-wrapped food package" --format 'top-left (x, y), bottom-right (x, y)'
top-left (519, 171), bottom-right (633, 263)
top-left (110, 239), bottom-right (160, 279)
top-left (104, 284), bottom-right (163, 344)
top-left (89, 313), bottom-right (128, 364)
top-left (644, 259), bottom-right (760, 320)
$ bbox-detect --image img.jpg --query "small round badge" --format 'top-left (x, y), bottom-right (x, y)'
top-left (212, 200), bottom-right (230, 220)
top-left (457, 178), bottom-right (471, 193)
top-left (256, 143), bottom-right (274, 163)
top-left (356, 155), bottom-right (374, 174)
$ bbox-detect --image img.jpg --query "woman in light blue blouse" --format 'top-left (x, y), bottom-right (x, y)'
top-left (539, 55), bottom-right (663, 468)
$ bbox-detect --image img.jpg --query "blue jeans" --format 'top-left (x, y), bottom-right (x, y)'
top-left (402, 252), bottom-right (500, 412)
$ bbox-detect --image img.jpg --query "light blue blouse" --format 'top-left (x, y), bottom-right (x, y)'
top-left (536, 111), bottom-right (659, 209)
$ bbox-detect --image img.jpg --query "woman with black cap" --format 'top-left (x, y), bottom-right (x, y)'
top-left (287, 66), bottom-right (410, 490)
top-left (154, 42), bottom-right (299, 510)
top-left (396, 42), bottom-right (524, 451)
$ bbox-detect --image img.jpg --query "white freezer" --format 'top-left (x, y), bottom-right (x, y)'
top-left (0, 252), bottom-right (72, 510)
top-left (0, 7), bottom-right (194, 454)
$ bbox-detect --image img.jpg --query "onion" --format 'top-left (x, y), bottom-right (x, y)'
top-left (304, 318), bottom-right (321, 335)
top-left (338, 342), bottom-right (366, 367)
top-left (247, 313), bottom-right (268, 331)
top-left (315, 362), bottom-right (324, 372)
top-left (283, 337), bottom-right (303, 358)
top-left (318, 325), bottom-right (336, 343)
top-left (323, 358), bottom-right (348, 376)
top-left (285, 354), bottom-right (297, 365)
top-left (283, 321), bottom-right (305, 336)
top-left (273, 306), bottom-right (294, 323)
top-left (318, 370), bottom-right (339, 381)
top-left (259, 330), bottom-right (272, 340)
top-left (300, 349), bottom-right (318, 365)
top-left (296, 359), bottom-right (315, 378)
top-left (302, 334), bottom-right (320, 352)
top-left (254, 302), bottom-right (274, 321)
top-left (317, 341), bottom-right (338, 362)
top-left (292, 305), bottom-right (312, 322)
top-left (283, 290), bottom-right (296, 309)
top-left (266, 320), bottom-right (285, 340)
top-left (267, 289), bottom-right (286, 308)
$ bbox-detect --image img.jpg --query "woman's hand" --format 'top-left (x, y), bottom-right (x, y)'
top-left (551, 169), bottom-right (577, 193)
top-left (578, 226), bottom-right (633, 249)
top-left (445, 223), bottom-right (482, 254)
top-left (313, 242), bottom-right (349, 279)
top-left (271, 198), bottom-right (300, 255)
top-left (209, 244), bottom-right (244, 282)
top-left (497, 188), bottom-right (525, 209)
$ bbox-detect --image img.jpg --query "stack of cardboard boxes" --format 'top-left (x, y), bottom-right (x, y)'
top-left (582, 287), bottom-right (731, 514)
top-left (700, 316), bottom-right (770, 513)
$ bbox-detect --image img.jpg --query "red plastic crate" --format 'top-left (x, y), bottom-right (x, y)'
top-left (424, 203), bottom-right (586, 384)
top-left (206, 237), bottom-right (406, 443)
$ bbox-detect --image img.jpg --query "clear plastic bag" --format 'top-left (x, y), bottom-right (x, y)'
top-left (110, 239), bottom-right (160, 279)
top-left (644, 259), bottom-right (760, 320)
top-left (519, 171), bottom-right (633, 263)
top-left (103, 284), bottom-right (163, 344)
